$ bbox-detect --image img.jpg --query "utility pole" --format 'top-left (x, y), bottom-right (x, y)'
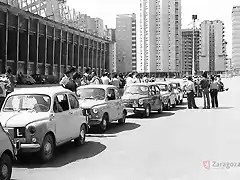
top-left (192, 15), bottom-right (197, 76)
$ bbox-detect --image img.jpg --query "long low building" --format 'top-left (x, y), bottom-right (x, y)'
top-left (0, 2), bottom-right (111, 78)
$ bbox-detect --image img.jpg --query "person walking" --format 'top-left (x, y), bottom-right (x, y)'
top-left (101, 72), bottom-right (111, 85)
top-left (210, 76), bottom-right (219, 108)
top-left (5, 68), bottom-right (15, 95)
top-left (126, 73), bottom-right (135, 85)
top-left (118, 73), bottom-right (126, 97)
top-left (200, 72), bottom-right (210, 109)
top-left (111, 73), bottom-right (120, 88)
top-left (183, 76), bottom-right (198, 109)
top-left (90, 71), bottom-right (102, 85)
top-left (59, 69), bottom-right (74, 87)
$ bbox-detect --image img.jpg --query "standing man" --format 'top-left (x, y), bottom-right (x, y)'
top-left (101, 72), bottom-right (110, 85)
top-left (59, 69), bottom-right (73, 87)
top-left (5, 68), bottom-right (15, 95)
top-left (126, 73), bottom-right (135, 85)
top-left (183, 76), bottom-right (198, 109)
top-left (90, 71), bottom-right (102, 85)
top-left (111, 73), bottom-right (120, 88)
top-left (200, 71), bottom-right (210, 109)
top-left (0, 80), bottom-right (6, 108)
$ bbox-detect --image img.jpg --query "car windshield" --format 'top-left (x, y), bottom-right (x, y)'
top-left (3, 94), bottom-right (51, 112)
top-left (77, 88), bottom-right (105, 100)
top-left (124, 85), bottom-right (149, 95)
top-left (157, 84), bottom-right (168, 91)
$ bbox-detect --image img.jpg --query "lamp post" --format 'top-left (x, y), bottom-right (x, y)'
top-left (192, 15), bottom-right (197, 76)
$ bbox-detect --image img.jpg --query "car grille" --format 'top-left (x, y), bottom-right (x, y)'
top-left (82, 109), bottom-right (91, 116)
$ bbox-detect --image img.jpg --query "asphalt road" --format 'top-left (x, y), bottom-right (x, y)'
top-left (12, 77), bottom-right (240, 180)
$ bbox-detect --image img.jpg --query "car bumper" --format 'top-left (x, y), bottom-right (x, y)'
top-left (15, 141), bottom-right (41, 153)
top-left (125, 107), bottom-right (145, 113)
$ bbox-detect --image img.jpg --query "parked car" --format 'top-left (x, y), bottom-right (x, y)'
top-left (77, 85), bottom-right (127, 132)
top-left (154, 82), bottom-right (177, 110)
top-left (0, 86), bottom-right (88, 163)
top-left (0, 122), bottom-right (16, 180)
top-left (31, 74), bottom-right (46, 84)
top-left (169, 82), bottom-right (184, 104)
top-left (121, 83), bottom-right (163, 118)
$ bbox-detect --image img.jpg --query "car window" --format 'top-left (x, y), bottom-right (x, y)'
top-left (107, 89), bottom-right (116, 101)
top-left (54, 94), bottom-right (69, 112)
top-left (68, 94), bottom-right (79, 109)
top-left (149, 86), bottom-right (156, 95)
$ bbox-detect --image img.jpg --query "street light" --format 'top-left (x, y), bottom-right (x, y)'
top-left (192, 15), bottom-right (197, 76)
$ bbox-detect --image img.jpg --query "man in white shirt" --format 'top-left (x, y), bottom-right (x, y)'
top-left (183, 76), bottom-right (198, 109)
top-left (101, 72), bottom-right (110, 85)
top-left (126, 73), bottom-right (135, 85)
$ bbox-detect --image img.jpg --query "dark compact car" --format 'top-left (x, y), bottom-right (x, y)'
top-left (121, 83), bottom-right (163, 118)
top-left (31, 74), bottom-right (46, 84)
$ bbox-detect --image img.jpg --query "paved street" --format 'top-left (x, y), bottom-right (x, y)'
top-left (12, 77), bottom-right (240, 180)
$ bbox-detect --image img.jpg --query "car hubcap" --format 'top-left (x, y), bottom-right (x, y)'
top-left (1, 164), bottom-right (8, 178)
top-left (44, 142), bottom-right (52, 157)
top-left (102, 119), bottom-right (107, 128)
top-left (146, 107), bottom-right (150, 116)
top-left (80, 129), bottom-right (85, 140)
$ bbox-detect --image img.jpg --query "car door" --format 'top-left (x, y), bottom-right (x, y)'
top-left (106, 88), bottom-right (118, 121)
top-left (168, 84), bottom-right (175, 105)
top-left (148, 86), bottom-right (157, 110)
top-left (68, 93), bottom-right (82, 138)
top-left (53, 94), bottom-right (72, 144)
top-left (114, 88), bottom-right (123, 119)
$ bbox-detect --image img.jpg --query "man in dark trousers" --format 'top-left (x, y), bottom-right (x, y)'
top-left (183, 76), bottom-right (198, 109)
top-left (200, 71), bottom-right (210, 109)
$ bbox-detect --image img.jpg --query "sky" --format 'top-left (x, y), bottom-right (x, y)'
top-left (67, 0), bottom-right (240, 57)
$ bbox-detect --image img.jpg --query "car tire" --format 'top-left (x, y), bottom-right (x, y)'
top-left (99, 114), bottom-right (108, 133)
top-left (172, 99), bottom-right (177, 108)
top-left (74, 125), bottom-right (86, 146)
top-left (118, 110), bottom-right (127, 125)
top-left (158, 103), bottom-right (163, 114)
top-left (0, 153), bottom-right (12, 180)
top-left (39, 134), bottom-right (55, 163)
top-left (167, 100), bottom-right (171, 111)
top-left (144, 104), bottom-right (151, 118)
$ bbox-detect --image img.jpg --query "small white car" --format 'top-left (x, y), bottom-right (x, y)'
top-left (0, 86), bottom-right (88, 163)
top-left (169, 82), bottom-right (184, 104)
top-left (0, 122), bottom-right (16, 180)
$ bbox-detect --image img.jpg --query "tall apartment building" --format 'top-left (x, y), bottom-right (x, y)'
top-left (181, 29), bottom-right (200, 75)
top-left (116, 13), bottom-right (137, 73)
top-left (138, 0), bottom-right (182, 74)
top-left (232, 6), bottom-right (240, 72)
top-left (95, 18), bottom-right (105, 37)
top-left (199, 20), bottom-right (227, 73)
top-left (108, 29), bottom-right (117, 72)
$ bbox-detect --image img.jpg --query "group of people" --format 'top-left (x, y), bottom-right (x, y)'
top-left (59, 67), bottom-right (156, 95)
top-left (183, 72), bottom-right (227, 109)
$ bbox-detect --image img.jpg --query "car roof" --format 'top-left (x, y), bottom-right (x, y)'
top-left (78, 84), bottom-right (116, 89)
top-left (126, 83), bottom-right (150, 86)
top-left (9, 86), bottom-right (72, 97)
top-left (154, 81), bottom-right (170, 85)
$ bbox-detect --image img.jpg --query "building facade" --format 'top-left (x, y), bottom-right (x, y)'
top-left (181, 29), bottom-right (200, 75)
top-left (116, 13), bottom-right (137, 73)
top-left (108, 29), bottom-right (117, 72)
top-left (138, 0), bottom-right (182, 75)
top-left (225, 58), bottom-right (233, 72)
top-left (0, 2), bottom-right (110, 78)
top-left (199, 20), bottom-right (226, 73)
top-left (232, 6), bottom-right (240, 72)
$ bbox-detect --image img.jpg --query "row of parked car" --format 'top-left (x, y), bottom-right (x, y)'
top-left (0, 80), bottom-right (184, 180)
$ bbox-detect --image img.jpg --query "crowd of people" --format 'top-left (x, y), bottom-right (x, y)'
top-left (183, 71), bottom-right (228, 109)
top-left (59, 67), bottom-right (156, 94)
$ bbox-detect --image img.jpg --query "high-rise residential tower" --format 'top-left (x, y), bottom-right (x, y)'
top-left (232, 6), bottom-right (240, 72)
top-left (199, 20), bottom-right (227, 73)
top-left (138, 0), bottom-right (181, 75)
top-left (116, 13), bottom-right (137, 73)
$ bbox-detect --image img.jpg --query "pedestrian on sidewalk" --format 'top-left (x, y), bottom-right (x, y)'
top-left (183, 76), bottom-right (198, 109)
top-left (210, 76), bottom-right (219, 108)
top-left (200, 71), bottom-right (210, 109)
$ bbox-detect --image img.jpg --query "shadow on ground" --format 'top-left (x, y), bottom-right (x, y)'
top-left (13, 141), bottom-right (106, 169)
top-left (88, 122), bottom-right (141, 135)
top-left (128, 111), bottom-right (175, 119)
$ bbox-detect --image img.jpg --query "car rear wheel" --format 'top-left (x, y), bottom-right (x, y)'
top-left (74, 125), bottom-right (86, 146)
top-left (0, 153), bottom-right (12, 180)
top-left (99, 114), bottom-right (108, 132)
top-left (39, 134), bottom-right (55, 163)
top-left (158, 103), bottom-right (163, 114)
top-left (144, 104), bottom-right (151, 118)
top-left (118, 111), bottom-right (127, 125)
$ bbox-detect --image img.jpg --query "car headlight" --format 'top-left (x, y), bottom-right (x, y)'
top-left (92, 108), bottom-right (98, 114)
top-left (28, 126), bottom-right (36, 135)
top-left (139, 99), bottom-right (144, 105)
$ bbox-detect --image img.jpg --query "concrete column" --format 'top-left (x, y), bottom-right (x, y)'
top-left (92, 40), bottom-right (94, 70)
top-left (66, 32), bottom-right (69, 70)
top-left (72, 34), bottom-right (74, 67)
top-left (96, 42), bottom-right (99, 75)
top-left (82, 37), bottom-right (85, 73)
top-left (26, 18), bottom-right (30, 74)
top-left (58, 29), bottom-right (62, 78)
top-left (44, 25), bottom-right (47, 75)
top-left (52, 27), bottom-right (55, 76)
top-left (16, 15), bottom-right (19, 74)
top-left (77, 35), bottom-right (80, 70)
top-left (35, 20), bottom-right (39, 74)
top-left (103, 43), bottom-right (106, 73)
top-left (3, 11), bottom-right (8, 73)
top-left (87, 38), bottom-right (90, 68)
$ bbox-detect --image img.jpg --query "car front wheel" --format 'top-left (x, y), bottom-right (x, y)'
top-left (144, 104), bottom-right (151, 118)
top-left (0, 153), bottom-right (12, 180)
top-left (99, 114), bottom-right (108, 132)
top-left (39, 134), bottom-right (55, 163)
top-left (74, 125), bottom-right (86, 146)
top-left (118, 111), bottom-right (127, 125)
